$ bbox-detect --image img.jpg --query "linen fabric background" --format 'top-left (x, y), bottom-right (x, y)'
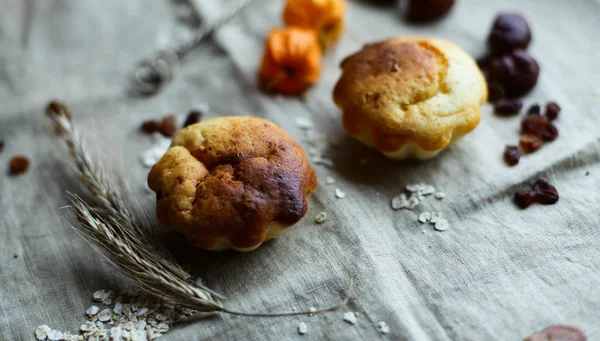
top-left (1, 0), bottom-right (599, 340)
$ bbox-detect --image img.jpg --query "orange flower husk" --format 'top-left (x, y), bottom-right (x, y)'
top-left (259, 27), bottom-right (322, 95)
top-left (283, 0), bottom-right (346, 50)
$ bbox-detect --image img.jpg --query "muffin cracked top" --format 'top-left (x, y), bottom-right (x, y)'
top-left (148, 116), bottom-right (317, 251)
top-left (333, 36), bottom-right (487, 160)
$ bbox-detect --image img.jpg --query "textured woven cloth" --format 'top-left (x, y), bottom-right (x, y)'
top-left (1, 0), bottom-right (600, 340)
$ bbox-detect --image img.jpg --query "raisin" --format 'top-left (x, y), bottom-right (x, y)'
top-left (524, 325), bottom-right (586, 341)
top-left (545, 102), bottom-right (561, 120)
top-left (532, 179), bottom-right (559, 205)
top-left (504, 50), bottom-right (540, 97)
top-left (160, 115), bottom-right (178, 137)
top-left (504, 145), bottom-right (522, 166)
top-left (488, 83), bottom-right (506, 103)
top-left (495, 99), bottom-right (523, 115)
top-left (9, 156), bottom-right (30, 175)
top-left (406, 0), bottom-right (454, 21)
top-left (521, 115), bottom-right (550, 137)
top-left (527, 104), bottom-right (541, 115)
top-left (519, 134), bottom-right (543, 153)
top-left (141, 120), bottom-right (161, 134)
top-left (515, 190), bottom-right (536, 209)
top-left (541, 123), bottom-right (559, 142)
top-left (182, 110), bottom-right (203, 128)
top-left (488, 13), bottom-right (532, 55)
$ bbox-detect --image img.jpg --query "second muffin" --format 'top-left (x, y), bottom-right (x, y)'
top-left (333, 37), bottom-right (487, 160)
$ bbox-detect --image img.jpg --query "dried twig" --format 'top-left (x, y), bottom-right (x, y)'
top-left (46, 101), bottom-right (350, 317)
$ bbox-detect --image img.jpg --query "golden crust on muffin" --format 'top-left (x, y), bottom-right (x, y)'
top-left (333, 37), bottom-right (487, 159)
top-left (147, 117), bottom-right (317, 251)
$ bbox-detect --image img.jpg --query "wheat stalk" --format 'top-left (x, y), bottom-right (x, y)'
top-left (46, 101), bottom-right (350, 317)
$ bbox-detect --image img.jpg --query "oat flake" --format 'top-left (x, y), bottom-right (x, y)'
top-left (406, 183), bottom-right (424, 192)
top-left (314, 212), bottom-right (327, 224)
top-left (419, 212), bottom-right (431, 223)
top-left (406, 197), bottom-right (420, 209)
top-left (325, 176), bottom-right (336, 184)
top-left (35, 325), bottom-right (51, 340)
top-left (295, 117), bottom-right (313, 129)
top-left (335, 188), bottom-right (346, 199)
top-left (343, 312), bottom-right (357, 325)
top-left (47, 330), bottom-right (63, 341)
top-left (434, 192), bottom-right (446, 200)
top-left (391, 194), bottom-right (408, 210)
top-left (298, 322), bottom-right (308, 335)
top-left (434, 219), bottom-right (449, 231)
top-left (86, 305), bottom-right (100, 316)
top-left (377, 321), bottom-right (390, 334)
top-left (430, 212), bottom-right (441, 224)
top-left (422, 185), bottom-right (436, 195)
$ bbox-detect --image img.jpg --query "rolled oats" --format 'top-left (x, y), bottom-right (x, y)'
top-left (377, 321), bottom-right (390, 334)
top-left (434, 219), bottom-right (449, 231)
top-left (86, 305), bottom-right (100, 316)
top-left (335, 188), bottom-right (346, 199)
top-left (343, 312), bottom-right (357, 325)
top-left (298, 322), bottom-right (308, 335)
top-left (314, 212), bottom-right (327, 224)
top-left (434, 192), bottom-right (446, 200)
top-left (35, 325), bottom-right (51, 340)
top-left (419, 212), bottom-right (431, 223)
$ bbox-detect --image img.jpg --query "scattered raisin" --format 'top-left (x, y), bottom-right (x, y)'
top-left (532, 179), bottom-right (559, 205)
top-left (488, 13), bottom-right (532, 55)
top-left (519, 134), bottom-right (543, 153)
top-left (486, 56), bottom-right (514, 85)
top-left (504, 50), bottom-right (540, 97)
top-left (541, 123), bottom-right (559, 142)
top-left (9, 156), bottom-right (30, 175)
top-left (495, 99), bottom-right (523, 116)
top-left (160, 115), bottom-right (178, 137)
top-left (514, 190), bottom-right (536, 209)
top-left (406, 0), bottom-right (454, 21)
top-left (182, 110), bottom-right (203, 128)
top-left (488, 83), bottom-right (506, 103)
top-left (141, 120), bottom-right (161, 134)
top-left (527, 104), bottom-right (541, 115)
top-left (545, 102), bottom-right (561, 120)
top-left (504, 145), bottom-right (522, 166)
top-left (521, 115), bottom-right (550, 137)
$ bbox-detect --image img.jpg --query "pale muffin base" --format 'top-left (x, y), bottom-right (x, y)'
top-left (206, 224), bottom-right (288, 252)
top-left (354, 131), bottom-right (468, 160)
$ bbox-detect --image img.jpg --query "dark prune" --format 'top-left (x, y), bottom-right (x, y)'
top-left (488, 83), bottom-right (506, 103)
top-left (9, 156), bottom-right (30, 175)
top-left (141, 120), bottom-right (161, 134)
top-left (545, 102), bottom-right (561, 120)
top-left (487, 56), bottom-right (515, 84)
top-left (495, 99), bottom-right (523, 115)
top-left (515, 190), bottom-right (536, 209)
top-left (527, 104), bottom-right (541, 115)
top-left (488, 13), bottom-right (532, 55)
top-left (504, 145), bottom-right (522, 166)
top-left (519, 134), bottom-right (543, 153)
top-left (532, 180), bottom-right (559, 205)
top-left (160, 115), bottom-right (178, 137)
top-left (407, 0), bottom-right (455, 21)
top-left (504, 50), bottom-right (540, 97)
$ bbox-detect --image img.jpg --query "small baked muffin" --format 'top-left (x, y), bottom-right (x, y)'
top-left (148, 117), bottom-right (317, 252)
top-left (333, 37), bottom-right (487, 160)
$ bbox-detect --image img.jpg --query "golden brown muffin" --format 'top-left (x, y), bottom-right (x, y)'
top-left (333, 37), bottom-right (487, 160)
top-left (147, 117), bottom-right (317, 252)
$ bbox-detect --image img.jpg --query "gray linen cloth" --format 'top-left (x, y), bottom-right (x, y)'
top-left (1, 0), bottom-right (599, 340)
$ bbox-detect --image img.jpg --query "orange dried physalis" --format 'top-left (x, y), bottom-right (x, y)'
top-left (283, 0), bottom-right (346, 49)
top-left (259, 27), bottom-right (322, 95)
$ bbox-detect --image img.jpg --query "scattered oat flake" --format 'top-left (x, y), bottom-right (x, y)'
top-left (343, 312), bottom-right (357, 325)
top-left (377, 321), bottom-right (390, 334)
top-left (298, 322), bottom-right (308, 335)
top-left (35, 325), bottom-right (51, 340)
top-left (422, 185), bottom-right (436, 195)
top-left (325, 176), bottom-right (335, 184)
top-left (86, 306), bottom-right (100, 316)
top-left (97, 308), bottom-right (113, 322)
top-left (406, 183), bottom-right (424, 192)
top-left (314, 212), bottom-right (327, 224)
top-left (391, 194), bottom-right (408, 210)
top-left (430, 212), bottom-right (441, 224)
top-left (93, 290), bottom-right (107, 301)
top-left (407, 197), bottom-right (420, 209)
top-left (419, 212), bottom-right (431, 223)
top-left (335, 188), bottom-right (346, 199)
top-left (434, 192), bottom-right (446, 200)
top-left (434, 219), bottom-right (449, 231)
top-left (308, 307), bottom-right (317, 315)
top-left (295, 117), bottom-right (313, 129)
top-left (47, 330), bottom-right (63, 341)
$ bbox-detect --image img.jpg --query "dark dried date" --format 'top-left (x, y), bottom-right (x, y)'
top-left (488, 13), bottom-right (532, 55)
top-left (406, 0), bottom-right (455, 21)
